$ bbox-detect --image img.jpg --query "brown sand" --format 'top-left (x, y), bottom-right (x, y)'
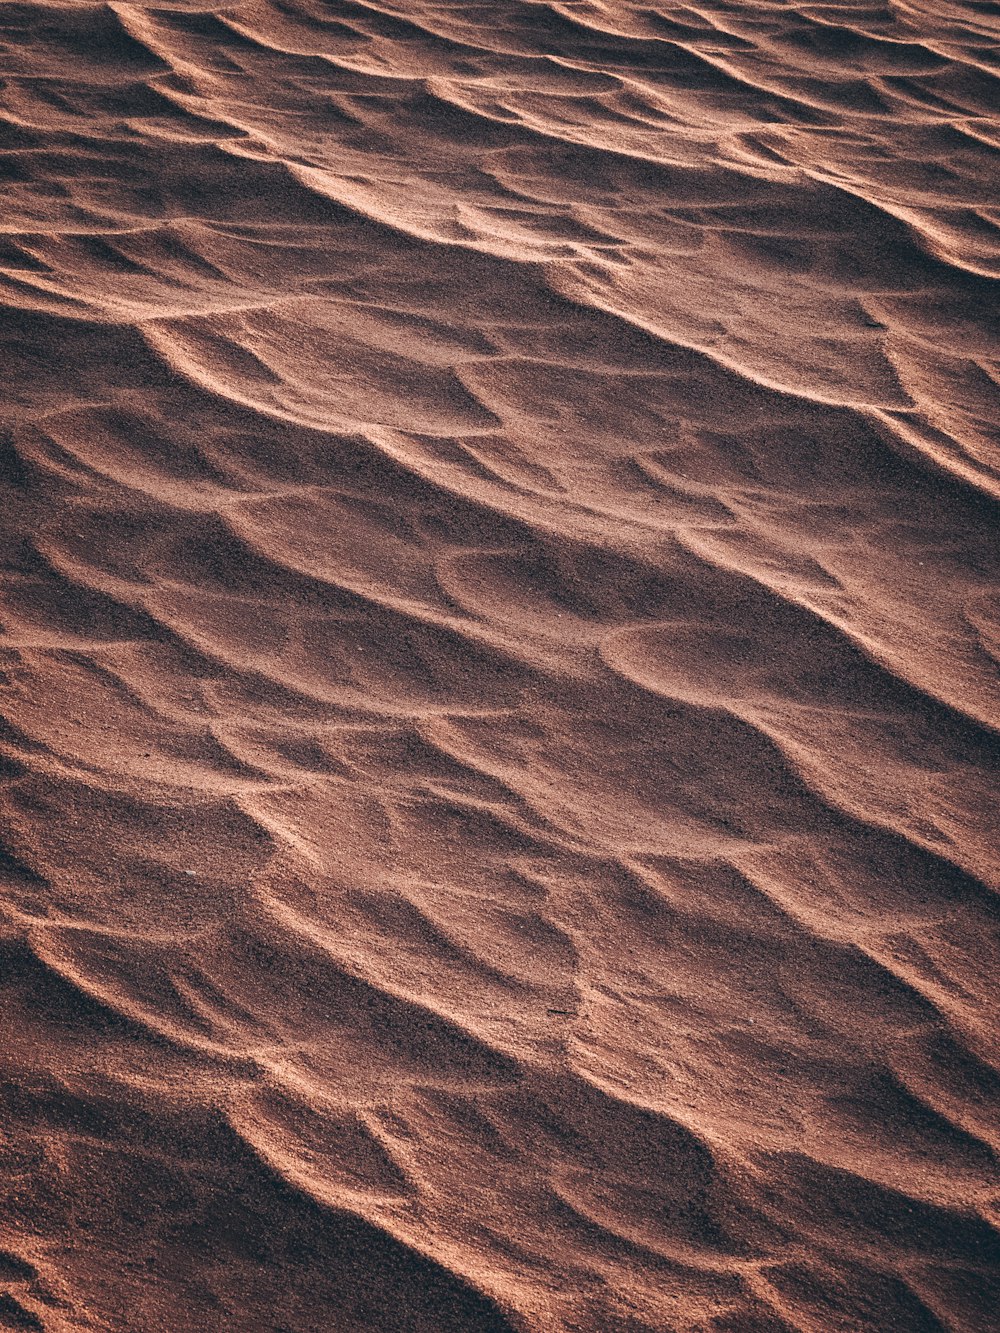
top-left (1, 1), bottom-right (999, 1330)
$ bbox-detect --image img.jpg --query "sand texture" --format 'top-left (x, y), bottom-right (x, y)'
top-left (1, 1), bottom-right (999, 1329)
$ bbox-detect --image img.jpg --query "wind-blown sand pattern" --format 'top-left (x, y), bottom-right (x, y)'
top-left (1, 1), bottom-right (998, 1329)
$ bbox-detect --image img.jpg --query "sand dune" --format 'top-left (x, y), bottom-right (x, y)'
top-left (1, 1), bottom-right (998, 1329)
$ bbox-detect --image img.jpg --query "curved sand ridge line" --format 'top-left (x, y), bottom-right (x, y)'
top-left (1, 0), bottom-right (998, 1330)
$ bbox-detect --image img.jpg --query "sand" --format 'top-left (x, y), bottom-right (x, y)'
top-left (1, 1), bottom-right (998, 1330)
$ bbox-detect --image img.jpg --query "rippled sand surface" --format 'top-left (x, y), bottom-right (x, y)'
top-left (1, 2), bottom-right (999, 1329)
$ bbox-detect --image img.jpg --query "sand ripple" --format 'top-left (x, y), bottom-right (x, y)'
top-left (1, 1), bottom-right (998, 1329)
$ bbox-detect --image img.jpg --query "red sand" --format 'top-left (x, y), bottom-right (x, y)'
top-left (1, 2), bottom-right (998, 1330)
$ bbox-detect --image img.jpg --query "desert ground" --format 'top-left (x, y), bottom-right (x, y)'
top-left (0, 1), bottom-right (998, 1329)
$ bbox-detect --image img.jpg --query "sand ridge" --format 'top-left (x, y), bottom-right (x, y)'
top-left (0, 0), bottom-right (998, 1329)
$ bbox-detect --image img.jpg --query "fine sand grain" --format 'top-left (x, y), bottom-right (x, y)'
top-left (1, 1), bottom-right (998, 1330)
